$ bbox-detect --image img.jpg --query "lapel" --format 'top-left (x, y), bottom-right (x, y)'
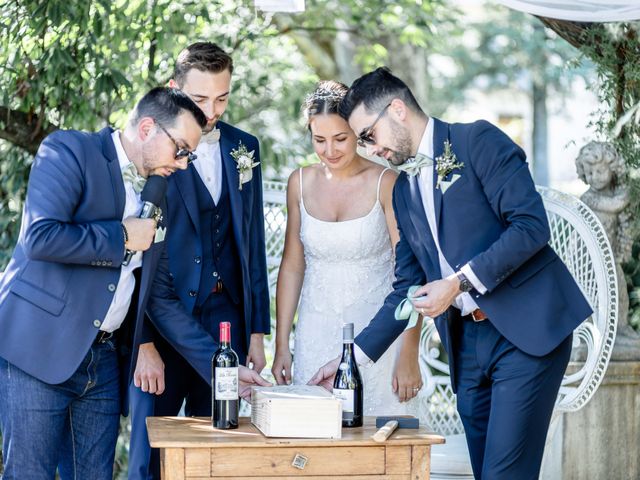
top-left (101, 127), bottom-right (125, 219)
top-left (174, 165), bottom-right (201, 235)
top-left (219, 124), bottom-right (245, 253)
top-left (400, 174), bottom-right (440, 277)
top-left (431, 118), bottom-right (449, 230)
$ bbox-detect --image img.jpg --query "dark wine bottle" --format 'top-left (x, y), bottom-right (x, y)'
top-left (212, 321), bottom-right (239, 429)
top-left (332, 323), bottom-right (363, 428)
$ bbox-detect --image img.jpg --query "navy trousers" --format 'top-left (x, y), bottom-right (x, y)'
top-left (453, 313), bottom-right (572, 480)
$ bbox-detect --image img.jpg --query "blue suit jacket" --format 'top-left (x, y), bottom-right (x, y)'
top-left (146, 121), bottom-right (270, 382)
top-left (0, 128), bottom-right (164, 409)
top-left (356, 119), bottom-right (592, 379)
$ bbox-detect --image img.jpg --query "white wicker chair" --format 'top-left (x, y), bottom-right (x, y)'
top-left (261, 182), bottom-right (618, 478)
top-left (425, 186), bottom-right (618, 479)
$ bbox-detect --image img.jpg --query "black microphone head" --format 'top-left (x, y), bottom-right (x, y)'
top-left (141, 175), bottom-right (168, 206)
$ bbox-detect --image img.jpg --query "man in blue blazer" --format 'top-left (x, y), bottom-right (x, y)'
top-left (128, 43), bottom-right (271, 479)
top-left (0, 87), bottom-right (206, 479)
top-left (311, 68), bottom-right (592, 480)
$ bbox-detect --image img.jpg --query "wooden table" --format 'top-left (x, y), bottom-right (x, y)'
top-left (147, 416), bottom-right (445, 480)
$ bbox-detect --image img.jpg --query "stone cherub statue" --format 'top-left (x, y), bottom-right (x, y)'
top-left (576, 141), bottom-right (638, 357)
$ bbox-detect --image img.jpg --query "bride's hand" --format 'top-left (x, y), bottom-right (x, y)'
top-left (271, 349), bottom-right (293, 385)
top-left (392, 345), bottom-right (423, 402)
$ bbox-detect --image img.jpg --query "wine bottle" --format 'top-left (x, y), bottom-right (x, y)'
top-left (332, 323), bottom-right (363, 428)
top-left (212, 321), bottom-right (239, 429)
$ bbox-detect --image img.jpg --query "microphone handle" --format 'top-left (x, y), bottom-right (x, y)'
top-left (121, 201), bottom-right (158, 266)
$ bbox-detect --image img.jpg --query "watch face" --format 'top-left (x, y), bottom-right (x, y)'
top-left (459, 278), bottom-right (473, 293)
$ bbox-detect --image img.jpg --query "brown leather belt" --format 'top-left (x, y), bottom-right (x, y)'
top-left (471, 308), bottom-right (488, 322)
top-left (212, 279), bottom-right (223, 294)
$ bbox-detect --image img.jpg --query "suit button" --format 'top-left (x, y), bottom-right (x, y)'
top-left (215, 242), bottom-right (220, 248)
top-left (108, 261), bottom-right (113, 266)
top-left (91, 261), bottom-right (97, 266)
top-left (107, 283), bottom-right (116, 292)
top-left (102, 261), bottom-right (108, 266)
top-left (215, 214), bottom-right (220, 220)
top-left (194, 256), bottom-right (201, 264)
top-left (189, 290), bottom-right (197, 297)
top-left (212, 271), bottom-right (219, 278)
top-left (93, 319), bottom-right (102, 328)
top-left (215, 229), bottom-right (220, 234)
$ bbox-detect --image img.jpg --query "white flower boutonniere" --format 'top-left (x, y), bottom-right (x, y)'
top-left (435, 140), bottom-right (464, 190)
top-left (230, 141), bottom-right (260, 191)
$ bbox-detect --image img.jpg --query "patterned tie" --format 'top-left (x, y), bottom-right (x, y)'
top-left (121, 162), bottom-right (147, 194)
top-left (396, 153), bottom-right (434, 177)
top-left (202, 128), bottom-right (221, 144)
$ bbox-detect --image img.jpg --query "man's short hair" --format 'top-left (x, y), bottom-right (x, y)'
top-left (173, 42), bottom-right (233, 86)
top-left (133, 87), bottom-right (207, 129)
top-left (339, 67), bottom-right (424, 120)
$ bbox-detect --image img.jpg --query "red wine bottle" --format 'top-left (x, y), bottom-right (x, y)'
top-left (332, 323), bottom-right (363, 428)
top-left (212, 321), bottom-right (239, 429)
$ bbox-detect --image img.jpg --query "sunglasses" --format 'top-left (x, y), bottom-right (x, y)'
top-left (357, 103), bottom-right (391, 147)
top-left (155, 122), bottom-right (198, 164)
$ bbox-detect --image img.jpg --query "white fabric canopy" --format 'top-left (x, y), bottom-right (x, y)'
top-left (494, 1), bottom-right (640, 22)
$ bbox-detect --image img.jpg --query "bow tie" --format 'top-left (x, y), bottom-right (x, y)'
top-left (202, 128), bottom-right (221, 144)
top-left (396, 153), bottom-right (434, 177)
top-left (121, 162), bottom-right (147, 194)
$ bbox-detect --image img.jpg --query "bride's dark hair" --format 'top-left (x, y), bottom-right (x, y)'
top-left (302, 80), bottom-right (349, 130)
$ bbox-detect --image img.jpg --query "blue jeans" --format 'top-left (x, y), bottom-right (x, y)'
top-left (0, 340), bottom-right (121, 480)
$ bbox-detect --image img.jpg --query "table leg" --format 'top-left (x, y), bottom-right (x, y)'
top-left (161, 448), bottom-right (185, 480)
top-left (411, 445), bottom-right (430, 480)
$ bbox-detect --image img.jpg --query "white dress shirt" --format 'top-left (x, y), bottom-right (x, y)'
top-left (415, 118), bottom-right (485, 315)
top-left (192, 139), bottom-right (223, 204)
top-left (99, 131), bottom-right (143, 333)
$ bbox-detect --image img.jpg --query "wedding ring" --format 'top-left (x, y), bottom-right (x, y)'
top-left (420, 308), bottom-right (425, 315)
top-left (412, 387), bottom-right (420, 392)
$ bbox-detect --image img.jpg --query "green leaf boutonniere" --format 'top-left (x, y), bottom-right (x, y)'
top-left (435, 140), bottom-right (464, 190)
top-left (230, 142), bottom-right (260, 191)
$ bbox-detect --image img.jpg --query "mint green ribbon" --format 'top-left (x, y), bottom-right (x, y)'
top-left (396, 153), bottom-right (434, 177)
top-left (395, 285), bottom-right (423, 331)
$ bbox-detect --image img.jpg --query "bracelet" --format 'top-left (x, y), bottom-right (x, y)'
top-left (121, 222), bottom-right (129, 245)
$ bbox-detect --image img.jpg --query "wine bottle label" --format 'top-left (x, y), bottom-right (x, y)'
top-left (215, 367), bottom-right (239, 400)
top-left (333, 388), bottom-right (354, 413)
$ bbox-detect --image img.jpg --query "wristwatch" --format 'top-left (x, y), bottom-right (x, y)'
top-left (456, 271), bottom-right (473, 293)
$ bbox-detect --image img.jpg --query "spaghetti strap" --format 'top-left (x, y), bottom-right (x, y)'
top-left (298, 167), bottom-right (305, 210)
top-left (376, 167), bottom-right (391, 202)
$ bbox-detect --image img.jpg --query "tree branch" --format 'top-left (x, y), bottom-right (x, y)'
top-left (0, 106), bottom-right (57, 155)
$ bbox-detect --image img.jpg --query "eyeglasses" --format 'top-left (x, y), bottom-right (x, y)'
top-left (155, 122), bottom-right (198, 164)
top-left (357, 103), bottom-right (391, 147)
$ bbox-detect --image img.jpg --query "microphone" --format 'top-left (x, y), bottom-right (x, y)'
top-left (122, 175), bottom-right (168, 266)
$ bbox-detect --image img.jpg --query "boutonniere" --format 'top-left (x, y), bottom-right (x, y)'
top-left (435, 140), bottom-right (464, 190)
top-left (230, 142), bottom-right (260, 191)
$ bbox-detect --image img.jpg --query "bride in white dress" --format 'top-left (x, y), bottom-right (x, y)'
top-left (272, 81), bottom-right (421, 414)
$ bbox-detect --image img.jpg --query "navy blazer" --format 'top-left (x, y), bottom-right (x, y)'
top-left (356, 118), bottom-right (592, 372)
top-left (0, 128), bottom-right (165, 410)
top-left (146, 121), bottom-right (270, 382)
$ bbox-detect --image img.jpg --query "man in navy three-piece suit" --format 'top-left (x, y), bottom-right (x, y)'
top-left (0, 87), bottom-right (207, 479)
top-left (128, 43), bottom-right (272, 479)
top-left (311, 67), bottom-right (593, 479)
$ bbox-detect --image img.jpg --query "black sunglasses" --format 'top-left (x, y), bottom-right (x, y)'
top-left (155, 122), bottom-right (198, 164)
top-left (357, 103), bottom-right (391, 147)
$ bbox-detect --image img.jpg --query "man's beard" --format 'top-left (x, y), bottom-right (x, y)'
top-left (386, 119), bottom-right (413, 166)
top-left (202, 117), bottom-right (219, 134)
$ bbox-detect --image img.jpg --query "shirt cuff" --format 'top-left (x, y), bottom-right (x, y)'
top-left (461, 263), bottom-right (488, 294)
top-left (354, 344), bottom-right (374, 368)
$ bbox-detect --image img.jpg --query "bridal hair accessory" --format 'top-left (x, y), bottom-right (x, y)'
top-left (230, 141), bottom-right (260, 190)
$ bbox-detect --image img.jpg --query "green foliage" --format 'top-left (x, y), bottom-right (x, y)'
top-left (578, 23), bottom-right (640, 331)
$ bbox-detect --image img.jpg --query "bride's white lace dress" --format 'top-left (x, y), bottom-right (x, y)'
top-left (292, 168), bottom-right (419, 416)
